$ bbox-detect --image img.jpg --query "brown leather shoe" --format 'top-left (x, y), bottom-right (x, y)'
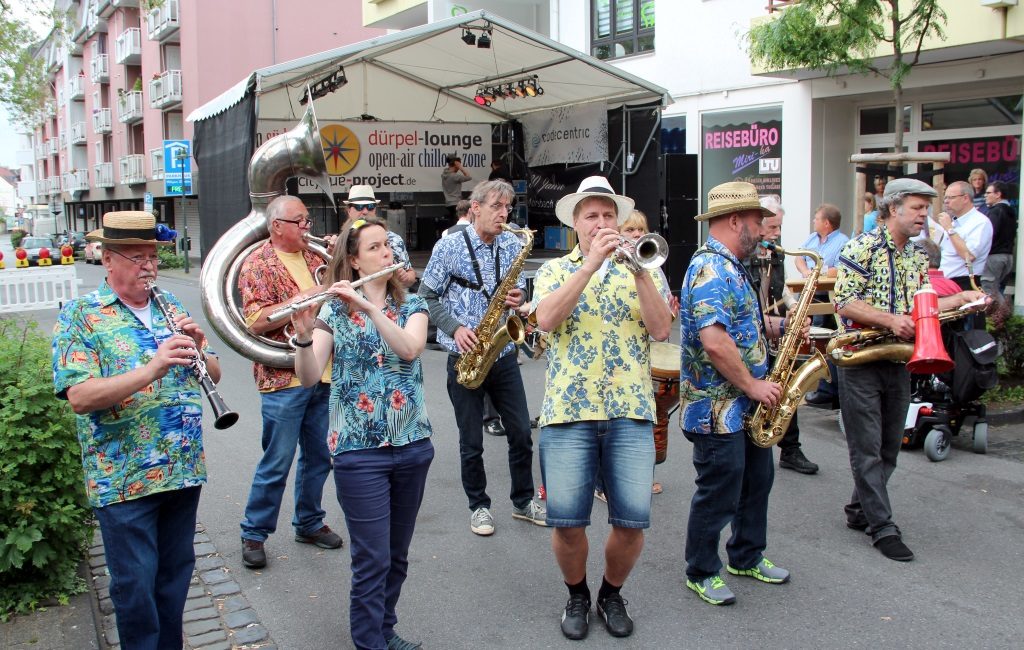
top-left (242, 539), bottom-right (266, 569)
top-left (295, 525), bottom-right (344, 549)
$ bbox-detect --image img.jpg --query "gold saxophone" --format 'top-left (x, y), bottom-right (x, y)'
top-left (746, 244), bottom-right (832, 448)
top-left (455, 223), bottom-right (534, 389)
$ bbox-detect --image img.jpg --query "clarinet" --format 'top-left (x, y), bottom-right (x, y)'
top-left (148, 283), bottom-right (239, 430)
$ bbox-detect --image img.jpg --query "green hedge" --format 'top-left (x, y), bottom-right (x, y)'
top-left (0, 319), bottom-right (92, 620)
top-left (158, 246), bottom-right (185, 269)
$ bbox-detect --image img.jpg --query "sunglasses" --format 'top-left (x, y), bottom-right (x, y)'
top-left (348, 203), bottom-right (376, 212)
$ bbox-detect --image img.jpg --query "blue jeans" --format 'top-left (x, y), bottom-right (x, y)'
top-left (540, 418), bottom-right (654, 528)
top-left (683, 430), bottom-right (774, 581)
top-left (241, 383), bottom-right (332, 541)
top-left (446, 353), bottom-right (535, 511)
top-left (333, 439), bottom-right (434, 650)
top-left (94, 486), bottom-right (202, 650)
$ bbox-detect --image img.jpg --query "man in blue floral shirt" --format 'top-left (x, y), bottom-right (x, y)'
top-left (53, 211), bottom-right (221, 649)
top-left (678, 182), bottom-right (790, 607)
top-left (419, 179), bottom-right (547, 537)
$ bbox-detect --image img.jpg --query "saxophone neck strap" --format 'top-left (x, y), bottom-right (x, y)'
top-left (695, 248), bottom-right (768, 339)
top-left (455, 227), bottom-right (502, 301)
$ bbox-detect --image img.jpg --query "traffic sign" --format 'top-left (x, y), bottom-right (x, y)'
top-left (164, 139), bottom-right (192, 195)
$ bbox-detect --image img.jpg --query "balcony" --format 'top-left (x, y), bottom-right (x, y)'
top-left (115, 28), bottom-right (142, 65)
top-left (94, 162), bottom-right (114, 188)
top-left (48, 175), bottom-right (62, 195)
top-left (57, 87), bottom-right (66, 107)
top-left (149, 70), bottom-right (183, 109)
top-left (63, 169), bottom-right (90, 192)
top-left (90, 53), bottom-right (109, 83)
top-left (146, 0), bottom-right (179, 42)
top-left (35, 177), bottom-right (49, 196)
top-left (36, 142), bottom-right (46, 159)
top-left (71, 121), bottom-right (87, 144)
top-left (86, 0), bottom-right (107, 35)
top-left (58, 132), bottom-right (66, 150)
top-left (117, 90), bottom-right (144, 124)
top-left (17, 180), bottom-right (37, 201)
top-left (120, 154), bottom-right (145, 185)
top-left (47, 138), bottom-right (58, 155)
top-left (92, 107), bottom-right (112, 134)
top-left (68, 74), bottom-right (85, 101)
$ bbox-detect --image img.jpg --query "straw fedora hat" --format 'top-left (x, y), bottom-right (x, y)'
top-left (345, 185), bottom-right (380, 204)
top-left (554, 176), bottom-right (635, 227)
top-left (696, 181), bottom-right (775, 222)
top-left (86, 211), bottom-right (175, 246)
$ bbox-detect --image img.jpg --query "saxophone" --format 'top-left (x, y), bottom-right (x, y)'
top-left (455, 223), bottom-right (534, 389)
top-left (746, 244), bottom-right (832, 448)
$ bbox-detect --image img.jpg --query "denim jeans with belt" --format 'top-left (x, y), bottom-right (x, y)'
top-left (446, 353), bottom-right (535, 511)
top-left (94, 486), bottom-right (202, 650)
top-left (683, 429), bottom-right (774, 581)
top-left (241, 382), bottom-right (332, 541)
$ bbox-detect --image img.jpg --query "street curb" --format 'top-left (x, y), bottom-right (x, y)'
top-left (87, 522), bottom-right (277, 650)
top-left (987, 403), bottom-right (1024, 426)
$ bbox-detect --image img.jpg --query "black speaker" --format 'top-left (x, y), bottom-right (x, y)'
top-left (663, 154), bottom-right (699, 288)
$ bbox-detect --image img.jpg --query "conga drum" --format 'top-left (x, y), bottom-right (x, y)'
top-left (650, 341), bottom-right (681, 465)
top-left (797, 326), bottom-right (835, 360)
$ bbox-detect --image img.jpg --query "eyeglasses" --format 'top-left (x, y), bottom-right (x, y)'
top-left (486, 202), bottom-right (513, 213)
top-left (943, 194), bottom-right (966, 200)
top-left (348, 203), bottom-right (376, 212)
top-left (108, 249), bottom-right (161, 267)
top-left (277, 216), bottom-right (311, 226)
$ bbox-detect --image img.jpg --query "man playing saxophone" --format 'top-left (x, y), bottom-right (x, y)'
top-left (419, 179), bottom-right (547, 537)
top-left (678, 182), bottom-right (790, 607)
top-left (534, 177), bottom-right (671, 640)
top-left (834, 178), bottom-right (986, 562)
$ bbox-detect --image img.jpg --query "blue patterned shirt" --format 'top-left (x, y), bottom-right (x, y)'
top-left (317, 294), bottom-right (432, 454)
top-left (420, 226), bottom-right (525, 357)
top-left (679, 236), bottom-right (769, 435)
top-left (52, 281), bottom-right (208, 507)
top-left (388, 231), bottom-right (412, 270)
top-left (800, 229), bottom-right (850, 270)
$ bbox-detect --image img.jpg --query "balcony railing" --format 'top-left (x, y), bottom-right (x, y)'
top-left (68, 74), bottom-right (85, 101)
top-left (150, 147), bottom-right (165, 180)
top-left (58, 132), bottom-right (66, 150)
top-left (48, 175), bottom-right (62, 195)
top-left (90, 53), bottom-right (109, 83)
top-left (120, 154), bottom-right (145, 185)
top-left (36, 142), bottom-right (46, 159)
top-left (147, 0), bottom-right (180, 42)
top-left (117, 90), bottom-right (144, 124)
top-left (71, 121), bottom-right (87, 144)
top-left (115, 28), bottom-right (142, 65)
top-left (92, 107), bottom-right (112, 134)
top-left (63, 169), bottom-right (90, 192)
top-left (17, 180), bottom-right (37, 201)
top-left (57, 87), bottom-right (66, 107)
top-left (149, 70), bottom-right (183, 109)
top-left (47, 138), bottom-right (58, 155)
top-left (86, 0), bottom-right (107, 35)
top-left (94, 161), bottom-right (114, 188)
top-left (35, 177), bottom-right (49, 196)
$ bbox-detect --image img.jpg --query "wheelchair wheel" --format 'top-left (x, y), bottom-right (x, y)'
top-left (972, 420), bottom-right (988, 455)
top-left (924, 426), bottom-right (952, 462)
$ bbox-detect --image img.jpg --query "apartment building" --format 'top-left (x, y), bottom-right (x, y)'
top-left (16, 0), bottom-right (382, 254)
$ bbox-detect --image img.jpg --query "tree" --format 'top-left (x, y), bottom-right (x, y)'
top-left (747, 0), bottom-right (946, 151)
top-left (0, 1), bottom-right (73, 129)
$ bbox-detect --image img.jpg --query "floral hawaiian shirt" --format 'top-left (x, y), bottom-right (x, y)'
top-left (420, 226), bottom-right (525, 358)
top-left (678, 236), bottom-right (769, 435)
top-left (239, 241), bottom-right (328, 392)
top-left (834, 225), bottom-right (930, 329)
top-left (317, 294), bottom-right (432, 454)
top-left (388, 231), bottom-right (412, 270)
top-left (533, 246), bottom-right (668, 427)
top-left (52, 281), bottom-right (208, 508)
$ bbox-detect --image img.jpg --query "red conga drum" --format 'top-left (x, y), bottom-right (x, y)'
top-left (650, 341), bottom-right (680, 465)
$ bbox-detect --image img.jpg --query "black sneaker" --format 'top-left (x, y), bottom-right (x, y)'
top-left (242, 539), bottom-right (266, 569)
top-left (484, 420), bottom-right (506, 436)
top-left (874, 536), bottom-right (914, 562)
top-left (779, 449), bottom-right (819, 475)
top-left (560, 593), bottom-right (591, 640)
top-left (596, 593), bottom-right (634, 638)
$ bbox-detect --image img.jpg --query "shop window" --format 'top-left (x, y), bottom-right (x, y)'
top-left (921, 95), bottom-right (1023, 131)
top-left (591, 0), bottom-right (655, 61)
top-left (859, 106), bottom-right (911, 135)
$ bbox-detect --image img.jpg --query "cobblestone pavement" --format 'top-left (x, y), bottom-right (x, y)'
top-left (87, 523), bottom-right (276, 650)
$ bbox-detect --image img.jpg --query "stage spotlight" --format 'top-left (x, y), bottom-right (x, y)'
top-left (524, 81), bottom-right (537, 97)
top-left (477, 30), bottom-right (491, 48)
top-left (474, 93), bottom-right (490, 107)
top-left (461, 30), bottom-right (476, 46)
top-left (482, 89), bottom-right (496, 103)
top-left (514, 82), bottom-right (526, 98)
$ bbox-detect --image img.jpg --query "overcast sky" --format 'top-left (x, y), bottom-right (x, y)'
top-left (1, 0), bottom-right (50, 170)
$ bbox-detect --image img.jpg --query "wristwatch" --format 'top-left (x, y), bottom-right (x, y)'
top-left (945, 227), bottom-right (956, 237)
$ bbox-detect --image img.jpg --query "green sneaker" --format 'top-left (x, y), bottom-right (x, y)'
top-left (726, 557), bottom-right (790, 584)
top-left (686, 574), bottom-right (736, 606)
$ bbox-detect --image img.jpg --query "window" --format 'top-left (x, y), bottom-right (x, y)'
top-left (591, 0), bottom-right (655, 61)
top-left (921, 95), bottom-right (1023, 131)
top-left (859, 106), bottom-right (911, 135)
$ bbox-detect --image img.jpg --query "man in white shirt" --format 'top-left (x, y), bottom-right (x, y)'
top-left (935, 180), bottom-right (993, 287)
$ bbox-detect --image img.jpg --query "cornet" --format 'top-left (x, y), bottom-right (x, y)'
top-left (615, 233), bottom-right (668, 274)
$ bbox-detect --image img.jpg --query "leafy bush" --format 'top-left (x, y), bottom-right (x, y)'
top-left (10, 228), bottom-right (27, 248)
top-left (158, 246), bottom-right (185, 269)
top-left (0, 319), bottom-right (92, 621)
top-left (991, 314), bottom-right (1024, 379)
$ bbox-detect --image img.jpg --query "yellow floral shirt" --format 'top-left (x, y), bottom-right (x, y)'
top-left (534, 246), bottom-right (668, 427)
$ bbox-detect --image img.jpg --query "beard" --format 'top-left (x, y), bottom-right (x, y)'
top-left (738, 225), bottom-right (761, 259)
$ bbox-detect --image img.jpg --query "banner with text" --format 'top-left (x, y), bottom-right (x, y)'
top-left (521, 103), bottom-right (608, 166)
top-left (701, 108), bottom-right (783, 203)
top-left (256, 120), bottom-right (493, 194)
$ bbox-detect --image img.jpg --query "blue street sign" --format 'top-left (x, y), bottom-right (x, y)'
top-left (164, 139), bottom-right (192, 195)
top-left (144, 191), bottom-right (153, 213)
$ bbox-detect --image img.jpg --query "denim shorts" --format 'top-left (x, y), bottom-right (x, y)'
top-left (539, 418), bottom-right (654, 529)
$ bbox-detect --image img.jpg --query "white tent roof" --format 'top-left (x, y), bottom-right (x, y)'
top-left (188, 10), bottom-right (670, 124)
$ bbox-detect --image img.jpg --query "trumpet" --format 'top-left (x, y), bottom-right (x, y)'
top-left (266, 263), bottom-right (404, 324)
top-left (615, 233), bottom-right (668, 273)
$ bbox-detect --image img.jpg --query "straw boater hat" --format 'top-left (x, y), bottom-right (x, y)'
top-left (86, 211), bottom-right (175, 246)
top-left (696, 181), bottom-right (776, 222)
top-left (345, 185), bottom-right (380, 204)
top-left (554, 176), bottom-right (635, 227)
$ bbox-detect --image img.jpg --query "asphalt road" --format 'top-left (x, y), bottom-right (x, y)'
top-left (13, 259), bottom-right (1024, 649)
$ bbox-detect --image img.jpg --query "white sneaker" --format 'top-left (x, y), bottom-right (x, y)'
top-left (470, 507), bottom-right (495, 536)
top-left (512, 500), bottom-right (549, 527)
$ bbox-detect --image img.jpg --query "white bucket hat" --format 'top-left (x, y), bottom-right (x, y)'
top-left (554, 176), bottom-right (635, 227)
top-left (345, 185), bottom-right (380, 204)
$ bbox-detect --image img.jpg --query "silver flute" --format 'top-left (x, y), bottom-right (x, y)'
top-left (266, 263), bottom-right (405, 324)
top-left (148, 283), bottom-right (239, 430)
